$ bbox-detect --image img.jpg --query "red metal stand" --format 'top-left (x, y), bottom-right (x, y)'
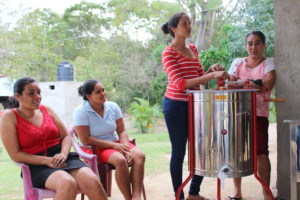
top-left (175, 94), bottom-right (195, 200)
top-left (252, 92), bottom-right (275, 200)
top-left (217, 178), bottom-right (221, 200)
top-left (176, 88), bottom-right (275, 200)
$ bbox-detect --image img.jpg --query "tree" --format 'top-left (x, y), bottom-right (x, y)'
top-left (175, 0), bottom-right (225, 50)
top-left (2, 9), bottom-right (64, 81)
top-left (62, 1), bottom-right (112, 60)
top-left (226, 0), bottom-right (274, 59)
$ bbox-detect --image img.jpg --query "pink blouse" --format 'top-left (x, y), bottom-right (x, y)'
top-left (228, 58), bottom-right (275, 117)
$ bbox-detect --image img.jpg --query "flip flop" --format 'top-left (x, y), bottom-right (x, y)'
top-left (186, 196), bottom-right (209, 200)
top-left (227, 196), bottom-right (242, 200)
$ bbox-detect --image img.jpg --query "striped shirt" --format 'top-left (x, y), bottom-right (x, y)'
top-left (162, 43), bottom-right (204, 101)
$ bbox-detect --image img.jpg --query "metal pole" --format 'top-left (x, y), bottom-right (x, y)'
top-left (252, 91), bottom-right (274, 200)
top-left (176, 93), bottom-right (195, 200)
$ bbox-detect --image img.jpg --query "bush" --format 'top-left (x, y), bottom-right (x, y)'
top-left (128, 98), bottom-right (163, 133)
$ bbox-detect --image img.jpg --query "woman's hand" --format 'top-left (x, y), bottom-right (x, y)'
top-left (209, 64), bottom-right (225, 72)
top-left (212, 71), bottom-right (230, 80)
top-left (124, 151), bottom-right (133, 165)
top-left (113, 143), bottom-right (130, 155)
top-left (51, 153), bottom-right (68, 168)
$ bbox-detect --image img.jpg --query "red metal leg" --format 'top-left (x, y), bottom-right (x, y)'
top-left (176, 94), bottom-right (195, 200)
top-left (217, 178), bottom-right (221, 200)
top-left (252, 92), bottom-right (274, 200)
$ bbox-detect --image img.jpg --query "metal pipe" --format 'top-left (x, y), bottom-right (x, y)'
top-left (175, 93), bottom-right (195, 200)
top-left (217, 178), bottom-right (221, 200)
top-left (252, 91), bottom-right (274, 200)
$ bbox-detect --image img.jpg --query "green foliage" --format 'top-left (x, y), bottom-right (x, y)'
top-left (128, 98), bottom-right (163, 133)
top-left (127, 131), bottom-right (170, 174)
top-left (1, 9), bottom-right (64, 81)
top-left (199, 44), bottom-right (230, 88)
top-left (226, 0), bottom-right (274, 59)
top-left (149, 71), bottom-right (167, 105)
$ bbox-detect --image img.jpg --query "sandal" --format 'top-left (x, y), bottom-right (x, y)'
top-left (227, 196), bottom-right (242, 200)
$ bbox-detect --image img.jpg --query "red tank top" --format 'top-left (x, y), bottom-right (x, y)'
top-left (11, 105), bottom-right (60, 155)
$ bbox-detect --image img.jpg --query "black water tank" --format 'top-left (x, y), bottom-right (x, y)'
top-left (57, 61), bottom-right (74, 81)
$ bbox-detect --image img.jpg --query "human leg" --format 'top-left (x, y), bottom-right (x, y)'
top-left (163, 97), bottom-right (189, 199)
top-left (129, 147), bottom-right (145, 200)
top-left (256, 117), bottom-right (271, 199)
top-left (69, 167), bottom-right (108, 200)
top-left (186, 175), bottom-right (206, 200)
top-left (45, 170), bottom-right (78, 200)
top-left (107, 151), bottom-right (131, 200)
top-left (227, 178), bottom-right (242, 199)
top-left (257, 155), bottom-right (271, 199)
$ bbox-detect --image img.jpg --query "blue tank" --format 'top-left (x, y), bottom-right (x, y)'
top-left (57, 61), bottom-right (74, 81)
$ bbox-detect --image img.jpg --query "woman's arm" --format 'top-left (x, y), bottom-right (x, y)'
top-left (249, 70), bottom-right (276, 92)
top-left (0, 110), bottom-right (55, 167)
top-left (162, 51), bottom-right (229, 90)
top-left (75, 125), bottom-right (130, 155)
top-left (45, 106), bottom-right (71, 167)
top-left (46, 106), bottom-right (71, 154)
top-left (116, 118), bottom-right (129, 145)
top-left (185, 71), bottom-right (229, 88)
top-left (262, 70), bottom-right (276, 91)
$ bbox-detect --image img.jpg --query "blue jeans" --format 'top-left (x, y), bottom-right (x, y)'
top-left (163, 97), bottom-right (204, 199)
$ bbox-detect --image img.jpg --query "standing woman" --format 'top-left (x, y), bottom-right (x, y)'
top-left (227, 31), bottom-right (276, 200)
top-left (161, 12), bottom-right (230, 200)
top-left (0, 78), bottom-right (107, 200)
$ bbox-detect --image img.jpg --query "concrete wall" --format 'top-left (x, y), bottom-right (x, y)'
top-left (39, 81), bottom-right (83, 128)
top-left (274, 0), bottom-right (300, 199)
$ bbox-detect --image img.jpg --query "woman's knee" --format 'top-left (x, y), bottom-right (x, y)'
top-left (132, 149), bottom-right (145, 164)
top-left (80, 169), bottom-right (101, 187)
top-left (111, 155), bottom-right (128, 168)
top-left (59, 175), bottom-right (78, 191)
top-left (47, 172), bottom-right (78, 193)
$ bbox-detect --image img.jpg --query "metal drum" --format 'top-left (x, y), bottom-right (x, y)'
top-left (189, 89), bottom-right (256, 178)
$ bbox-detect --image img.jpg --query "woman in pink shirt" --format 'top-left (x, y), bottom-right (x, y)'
top-left (227, 31), bottom-right (276, 200)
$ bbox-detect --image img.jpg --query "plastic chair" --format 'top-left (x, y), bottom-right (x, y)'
top-left (14, 162), bottom-right (85, 200)
top-left (69, 127), bottom-right (146, 199)
top-left (14, 145), bottom-right (99, 200)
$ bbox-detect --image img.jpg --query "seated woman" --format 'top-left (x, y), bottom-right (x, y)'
top-left (73, 80), bottom-right (146, 200)
top-left (0, 77), bottom-right (107, 200)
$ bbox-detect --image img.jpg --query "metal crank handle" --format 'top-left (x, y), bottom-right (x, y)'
top-left (264, 98), bottom-right (286, 102)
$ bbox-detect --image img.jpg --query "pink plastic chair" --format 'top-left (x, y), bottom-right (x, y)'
top-left (69, 127), bottom-right (146, 199)
top-left (14, 144), bottom-right (99, 200)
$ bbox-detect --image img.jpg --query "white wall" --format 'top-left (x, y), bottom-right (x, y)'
top-left (39, 81), bottom-right (83, 128)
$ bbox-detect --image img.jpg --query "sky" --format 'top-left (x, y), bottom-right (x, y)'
top-left (2, 0), bottom-right (176, 15)
top-left (3, 0), bottom-right (105, 14)
top-left (1, 0), bottom-right (234, 41)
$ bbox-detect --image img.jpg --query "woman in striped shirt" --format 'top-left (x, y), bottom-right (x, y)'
top-left (161, 12), bottom-right (229, 200)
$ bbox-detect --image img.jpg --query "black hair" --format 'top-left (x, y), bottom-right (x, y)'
top-left (245, 31), bottom-right (266, 44)
top-left (9, 77), bottom-right (36, 108)
top-left (78, 79), bottom-right (100, 101)
top-left (161, 12), bottom-right (187, 38)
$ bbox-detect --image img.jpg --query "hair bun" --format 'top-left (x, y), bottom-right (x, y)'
top-left (161, 22), bottom-right (170, 34)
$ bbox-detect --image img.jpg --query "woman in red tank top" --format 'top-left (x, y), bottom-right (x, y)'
top-left (0, 77), bottom-right (107, 200)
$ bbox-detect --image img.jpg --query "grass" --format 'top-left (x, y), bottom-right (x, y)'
top-left (128, 130), bottom-right (171, 175)
top-left (0, 130), bottom-right (171, 199)
top-left (0, 143), bottom-right (24, 200)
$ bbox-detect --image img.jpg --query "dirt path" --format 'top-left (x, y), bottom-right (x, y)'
top-left (106, 123), bottom-right (278, 200)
